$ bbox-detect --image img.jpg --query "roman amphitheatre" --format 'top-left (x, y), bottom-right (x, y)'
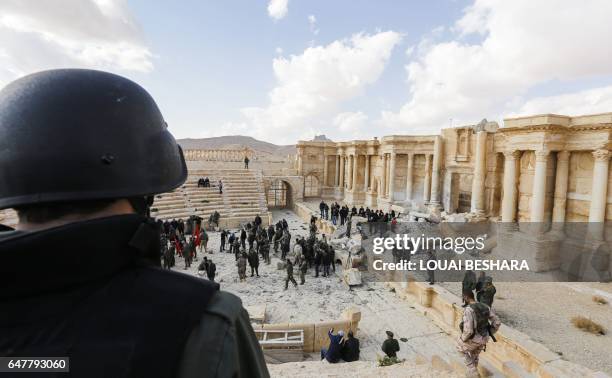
top-left (2, 113), bottom-right (612, 377)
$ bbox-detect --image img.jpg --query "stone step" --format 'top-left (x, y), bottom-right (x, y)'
top-left (502, 361), bottom-right (536, 378)
top-left (153, 202), bottom-right (189, 209)
top-left (154, 195), bottom-right (185, 201)
top-left (188, 199), bottom-right (225, 205)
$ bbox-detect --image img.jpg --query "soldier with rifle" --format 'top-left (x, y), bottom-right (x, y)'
top-left (457, 290), bottom-right (501, 377)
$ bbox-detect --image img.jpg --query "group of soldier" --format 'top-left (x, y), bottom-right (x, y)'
top-left (319, 200), bottom-right (398, 226)
top-left (207, 213), bottom-right (340, 289)
top-left (462, 270), bottom-right (497, 307)
top-left (157, 206), bottom-right (500, 376)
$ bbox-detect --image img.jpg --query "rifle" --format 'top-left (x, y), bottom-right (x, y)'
top-left (488, 325), bottom-right (497, 342)
top-left (459, 322), bottom-right (497, 343)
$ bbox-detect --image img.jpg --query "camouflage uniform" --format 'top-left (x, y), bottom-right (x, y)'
top-left (457, 302), bottom-right (501, 377)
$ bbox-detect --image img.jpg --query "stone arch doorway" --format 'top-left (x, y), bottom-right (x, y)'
top-left (267, 179), bottom-right (292, 208)
top-left (304, 174), bottom-right (320, 197)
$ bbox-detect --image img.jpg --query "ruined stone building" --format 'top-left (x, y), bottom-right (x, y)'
top-left (297, 112), bottom-right (612, 276)
top-left (297, 112), bottom-right (612, 224)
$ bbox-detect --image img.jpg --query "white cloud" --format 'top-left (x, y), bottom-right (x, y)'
top-left (275, 47), bottom-right (283, 55)
top-left (267, 0), bottom-right (288, 21)
top-left (383, 0), bottom-right (612, 133)
top-left (0, 0), bottom-right (152, 88)
top-left (308, 14), bottom-right (319, 35)
top-left (333, 111), bottom-right (369, 139)
top-left (241, 31), bottom-right (402, 144)
top-left (513, 85), bottom-right (612, 117)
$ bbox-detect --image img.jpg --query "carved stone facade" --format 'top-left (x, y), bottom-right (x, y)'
top-left (297, 112), bottom-right (612, 225)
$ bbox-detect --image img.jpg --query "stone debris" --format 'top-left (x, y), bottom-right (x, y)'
top-left (343, 268), bottom-right (362, 287)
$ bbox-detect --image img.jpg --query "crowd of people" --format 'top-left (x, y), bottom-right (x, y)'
top-left (158, 203), bottom-right (500, 375)
top-left (159, 216), bottom-right (211, 273)
top-left (318, 200), bottom-right (399, 226)
top-left (211, 213), bottom-right (340, 289)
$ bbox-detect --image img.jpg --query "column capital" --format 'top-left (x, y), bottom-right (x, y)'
top-left (593, 149), bottom-right (610, 162)
top-left (503, 150), bottom-right (521, 160)
top-left (557, 150), bottom-right (570, 162)
top-left (534, 149), bottom-right (550, 162)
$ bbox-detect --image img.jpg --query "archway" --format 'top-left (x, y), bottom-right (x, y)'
top-left (267, 180), bottom-right (292, 208)
top-left (304, 174), bottom-right (320, 197)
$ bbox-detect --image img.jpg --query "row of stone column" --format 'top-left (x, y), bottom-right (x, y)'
top-left (500, 148), bottom-right (610, 225)
top-left (326, 138), bottom-right (443, 206)
top-left (184, 149), bottom-right (250, 161)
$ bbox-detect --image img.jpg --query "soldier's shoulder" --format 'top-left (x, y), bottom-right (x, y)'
top-left (0, 229), bottom-right (21, 241)
top-left (204, 291), bottom-right (246, 322)
top-left (133, 267), bottom-right (219, 299)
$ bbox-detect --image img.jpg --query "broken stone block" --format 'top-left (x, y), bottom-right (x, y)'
top-left (343, 268), bottom-right (362, 286)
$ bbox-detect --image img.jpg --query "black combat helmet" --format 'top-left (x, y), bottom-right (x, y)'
top-left (0, 69), bottom-right (187, 209)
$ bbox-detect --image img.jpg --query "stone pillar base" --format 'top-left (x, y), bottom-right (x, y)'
top-left (427, 201), bottom-right (442, 213)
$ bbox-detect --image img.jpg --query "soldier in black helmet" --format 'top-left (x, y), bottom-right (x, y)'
top-left (0, 69), bottom-right (269, 378)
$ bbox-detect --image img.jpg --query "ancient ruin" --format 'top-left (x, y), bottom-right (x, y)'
top-left (1, 112), bottom-right (611, 377)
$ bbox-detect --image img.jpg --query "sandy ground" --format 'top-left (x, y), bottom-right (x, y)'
top-left (171, 210), bottom-right (462, 364)
top-left (438, 281), bottom-right (612, 374)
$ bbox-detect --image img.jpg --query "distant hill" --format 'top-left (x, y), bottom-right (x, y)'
top-left (177, 136), bottom-right (296, 156)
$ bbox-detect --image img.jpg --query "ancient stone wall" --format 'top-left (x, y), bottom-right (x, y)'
top-left (296, 112), bottom-right (612, 226)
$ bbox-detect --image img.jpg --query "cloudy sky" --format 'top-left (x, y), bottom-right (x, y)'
top-left (2, 0), bottom-right (612, 144)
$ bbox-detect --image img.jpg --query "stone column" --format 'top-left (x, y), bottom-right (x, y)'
top-left (501, 150), bottom-right (521, 223)
top-left (588, 149), bottom-right (610, 226)
top-left (430, 137), bottom-right (443, 206)
top-left (531, 150), bottom-right (549, 223)
top-left (335, 155), bottom-right (340, 186)
top-left (388, 152), bottom-right (396, 201)
top-left (552, 151), bottom-right (570, 226)
top-left (381, 154), bottom-right (387, 198)
top-left (423, 154), bottom-right (432, 203)
top-left (406, 153), bottom-right (414, 202)
top-left (298, 152), bottom-right (303, 176)
top-left (364, 155), bottom-right (370, 192)
top-left (340, 155), bottom-right (346, 189)
top-left (346, 155), bottom-right (355, 190)
top-left (352, 154), bottom-right (359, 192)
top-left (323, 155), bottom-right (329, 187)
top-left (470, 131), bottom-right (487, 215)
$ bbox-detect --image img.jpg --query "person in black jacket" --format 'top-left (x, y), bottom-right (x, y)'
top-left (207, 259), bottom-right (217, 282)
top-left (0, 69), bottom-right (268, 378)
top-left (381, 330), bottom-right (400, 358)
top-left (341, 330), bottom-right (360, 362)
top-left (248, 249), bottom-right (260, 277)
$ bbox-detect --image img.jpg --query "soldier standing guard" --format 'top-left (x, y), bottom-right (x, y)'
top-left (0, 69), bottom-right (268, 377)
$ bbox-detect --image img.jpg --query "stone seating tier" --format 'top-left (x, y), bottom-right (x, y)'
top-left (151, 169), bottom-right (270, 228)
